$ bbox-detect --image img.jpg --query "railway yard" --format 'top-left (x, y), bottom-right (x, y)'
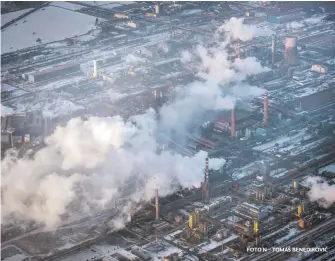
top-left (1, 1), bottom-right (335, 261)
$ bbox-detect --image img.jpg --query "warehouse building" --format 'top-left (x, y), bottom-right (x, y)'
top-left (28, 63), bottom-right (81, 83)
top-left (235, 202), bottom-right (269, 221)
top-left (267, 8), bottom-right (306, 24)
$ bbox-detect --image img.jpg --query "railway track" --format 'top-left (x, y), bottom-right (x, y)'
top-left (249, 217), bottom-right (335, 261)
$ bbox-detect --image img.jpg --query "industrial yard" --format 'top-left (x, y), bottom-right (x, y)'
top-left (1, 1), bottom-right (335, 261)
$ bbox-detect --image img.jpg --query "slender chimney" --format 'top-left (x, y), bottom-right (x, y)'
top-left (155, 189), bottom-right (159, 221)
top-left (205, 157), bottom-right (209, 183)
top-left (271, 34), bottom-right (275, 67)
top-left (93, 60), bottom-right (97, 78)
top-left (205, 157), bottom-right (209, 202)
top-left (231, 107), bottom-right (236, 137)
top-left (264, 93), bottom-right (268, 125)
top-left (237, 39), bottom-right (240, 59)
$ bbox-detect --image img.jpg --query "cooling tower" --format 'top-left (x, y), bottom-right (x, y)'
top-left (284, 37), bottom-right (299, 66)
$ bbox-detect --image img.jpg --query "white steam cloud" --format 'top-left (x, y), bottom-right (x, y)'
top-left (125, 54), bottom-right (146, 65)
top-left (218, 17), bottom-right (273, 41)
top-left (1, 111), bottom-right (219, 229)
top-left (307, 176), bottom-right (335, 208)
top-left (1, 18), bottom-right (270, 231)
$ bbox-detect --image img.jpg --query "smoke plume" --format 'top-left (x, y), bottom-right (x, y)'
top-left (307, 176), bottom-right (335, 208)
top-left (125, 54), bottom-right (146, 65)
top-left (218, 17), bottom-right (273, 42)
top-left (1, 18), bottom-right (270, 230)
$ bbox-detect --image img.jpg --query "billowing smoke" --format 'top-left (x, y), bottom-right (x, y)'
top-left (1, 110), bottom-right (224, 229)
top-left (306, 176), bottom-right (335, 208)
top-left (125, 54), bottom-right (146, 65)
top-left (218, 17), bottom-right (273, 41)
top-left (1, 18), bottom-right (270, 231)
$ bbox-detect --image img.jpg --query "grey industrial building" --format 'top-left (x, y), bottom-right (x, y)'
top-left (28, 63), bottom-right (81, 83)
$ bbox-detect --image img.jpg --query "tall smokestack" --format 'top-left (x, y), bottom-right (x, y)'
top-left (205, 157), bottom-right (209, 183)
top-left (237, 39), bottom-right (240, 59)
top-left (264, 93), bottom-right (268, 125)
top-left (93, 60), bottom-right (97, 78)
top-left (155, 189), bottom-right (159, 221)
top-left (44, 117), bottom-right (49, 136)
top-left (271, 34), bottom-right (275, 67)
top-left (155, 3), bottom-right (160, 14)
top-left (231, 107), bottom-right (236, 137)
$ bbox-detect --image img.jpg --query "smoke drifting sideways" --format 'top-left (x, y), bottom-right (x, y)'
top-left (1, 112), bottom-right (217, 230)
top-left (217, 17), bottom-right (273, 42)
top-left (1, 18), bottom-right (270, 231)
top-left (306, 176), bottom-right (335, 208)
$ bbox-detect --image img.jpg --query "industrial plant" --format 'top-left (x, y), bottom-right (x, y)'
top-left (1, 1), bottom-right (335, 261)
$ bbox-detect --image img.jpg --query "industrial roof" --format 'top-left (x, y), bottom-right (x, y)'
top-left (29, 63), bottom-right (80, 77)
top-left (298, 32), bottom-right (335, 51)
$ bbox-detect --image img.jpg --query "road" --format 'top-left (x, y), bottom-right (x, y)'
top-left (249, 217), bottom-right (335, 261)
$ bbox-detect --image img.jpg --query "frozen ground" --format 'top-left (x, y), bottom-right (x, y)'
top-left (11, 97), bottom-right (84, 119)
top-left (1, 8), bottom-right (33, 25)
top-left (181, 9), bottom-right (203, 16)
top-left (318, 163), bottom-right (335, 174)
top-left (2, 6), bottom-right (101, 54)
top-left (252, 129), bottom-right (310, 152)
top-left (50, 1), bottom-right (85, 11)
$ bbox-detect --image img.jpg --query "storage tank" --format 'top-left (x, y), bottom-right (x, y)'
top-left (216, 231), bottom-right (223, 241)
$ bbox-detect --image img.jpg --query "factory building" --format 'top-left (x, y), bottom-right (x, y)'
top-left (311, 65), bottom-right (328, 74)
top-left (213, 109), bottom-right (254, 138)
top-left (266, 8), bottom-right (306, 24)
top-left (293, 85), bottom-right (335, 111)
top-left (130, 246), bottom-right (151, 260)
top-left (28, 63), bottom-right (81, 83)
top-left (235, 202), bottom-right (268, 221)
top-left (113, 249), bottom-right (140, 261)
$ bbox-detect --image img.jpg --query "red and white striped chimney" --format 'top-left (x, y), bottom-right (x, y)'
top-left (155, 189), bottom-right (159, 221)
top-left (231, 107), bottom-right (236, 137)
top-left (205, 157), bottom-right (209, 183)
top-left (264, 93), bottom-right (268, 125)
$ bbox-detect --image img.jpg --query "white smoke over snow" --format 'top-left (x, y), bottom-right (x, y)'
top-left (306, 176), bottom-right (335, 208)
top-left (218, 17), bottom-right (273, 42)
top-left (1, 17), bottom-right (270, 231)
top-left (125, 54), bottom-right (146, 65)
top-left (286, 15), bottom-right (327, 30)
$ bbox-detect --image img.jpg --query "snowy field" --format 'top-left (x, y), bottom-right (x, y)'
top-left (50, 1), bottom-right (85, 11)
top-left (318, 163), bottom-right (335, 174)
top-left (2, 6), bottom-right (101, 54)
top-left (1, 8), bottom-right (33, 25)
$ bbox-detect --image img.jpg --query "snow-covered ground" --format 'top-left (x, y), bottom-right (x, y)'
top-left (181, 9), bottom-right (203, 16)
top-left (11, 97), bottom-right (84, 119)
top-left (2, 6), bottom-right (101, 54)
top-left (50, 1), bottom-right (85, 11)
top-left (318, 163), bottom-right (335, 174)
top-left (1, 8), bottom-right (33, 25)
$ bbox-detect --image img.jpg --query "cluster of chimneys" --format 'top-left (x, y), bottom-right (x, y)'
top-left (230, 93), bottom-right (268, 137)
